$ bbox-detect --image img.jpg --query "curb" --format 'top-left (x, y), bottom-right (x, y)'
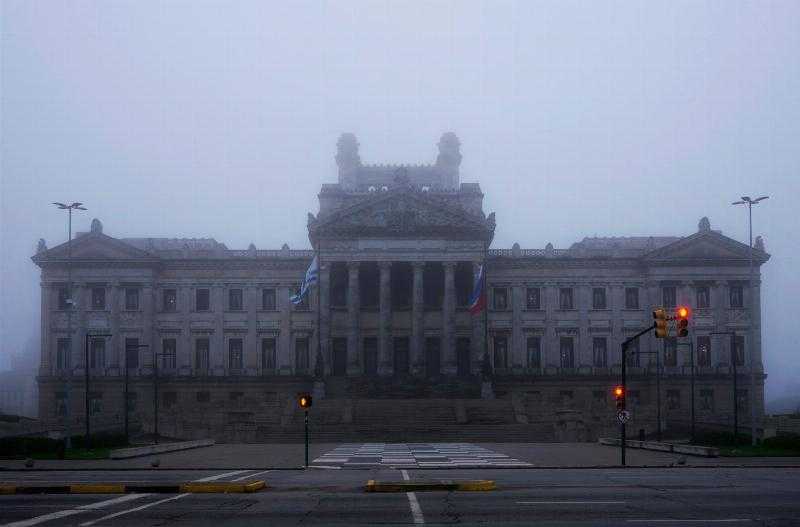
top-left (0, 481), bottom-right (266, 495)
top-left (599, 438), bottom-right (720, 457)
top-left (365, 479), bottom-right (495, 492)
top-left (109, 439), bottom-right (215, 459)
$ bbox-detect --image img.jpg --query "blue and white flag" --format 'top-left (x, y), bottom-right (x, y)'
top-left (290, 255), bottom-right (319, 304)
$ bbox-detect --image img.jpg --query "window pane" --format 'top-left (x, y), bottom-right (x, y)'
top-left (662, 286), bottom-right (676, 308)
top-left (162, 338), bottom-right (177, 369)
top-left (493, 288), bottom-right (508, 310)
top-left (696, 286), bottom-right (710, 309)
top-left (592, 288), bottom-right (606, 309)
top-left (125, 338), bottom-right (140, 369)
top-left (664, 337), bottom-right (677, 367)
top-left (560, 337), bottom-right (574, 368)
top-left (527, 336), bottom-right (541, 368)
top-left (92, 287), bottom-right (106, 309)
top-left (229, 289), bottom-right (243, 310)
top-left (125, 288), bottom-right (139, 310)
top-left (229, 338), bottom-right (243, 369)
top-left (625, 287), bottom-right (639, 309)
top-left (262, 288), bottom-right (276, 310)
top-left (295, 338), bottom-right (309, 371)
top-left (262, 338), bottom-right (276, 370)
top-left (493, 336), bottom-right (507, 368)
top-left (730, 285), bottom-right (744, 308)
top-left (526, 288), bottom-right (540, 309)
top-left (163, 289), bottom-right (177, 312)
top-left (196, 289), bottom-right (210, 311)
top-left (559, 288), bottom-right (573, 310)
top-left (195, 338), bottom-right (209, 371)
top-left (90, 338), bottom-right (106, 369)
top-left (593, 337), bottom-right (607, 367)
top-left (697, 336), bottom-right (711, 366)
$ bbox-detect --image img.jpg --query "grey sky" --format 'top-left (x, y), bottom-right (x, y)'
top-left (2, 1), bottom-right (798, 400)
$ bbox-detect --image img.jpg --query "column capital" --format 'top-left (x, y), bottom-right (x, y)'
top-left (411, 261), bottom-right (426, 270)
top-left (378, 261), bottom-right (393, 270)
top-left (442, 261), bottom-right (458, 270)
top-left (347, 261), bottom-right (361, 271)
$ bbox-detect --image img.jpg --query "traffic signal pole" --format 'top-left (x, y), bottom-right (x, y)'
top-left (305, 409), bottom-right (309, 468)
top-left (620, 323), bottom-right (656, 466)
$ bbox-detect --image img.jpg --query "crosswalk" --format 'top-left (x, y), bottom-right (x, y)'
top-left (313, 443), bottom-right (531, 468)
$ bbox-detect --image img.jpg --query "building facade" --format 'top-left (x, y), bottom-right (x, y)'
top-left (32, 133), bottom-right (770, 442)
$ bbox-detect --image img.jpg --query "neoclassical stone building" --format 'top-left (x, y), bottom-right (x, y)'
top-left (32, 133), bottom-right (770, 441)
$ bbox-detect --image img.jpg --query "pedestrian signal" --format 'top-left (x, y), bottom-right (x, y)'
top-left (653, 308), bottom-right (669, 338)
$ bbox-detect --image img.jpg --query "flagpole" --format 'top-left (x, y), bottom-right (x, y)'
top-left (483, 240), bottom-right (489, 367)
top-left (316, 245), bottom-right (321, 376)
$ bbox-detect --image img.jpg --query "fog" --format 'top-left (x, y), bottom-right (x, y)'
top-left (2, 1), bottom-right (798, 408)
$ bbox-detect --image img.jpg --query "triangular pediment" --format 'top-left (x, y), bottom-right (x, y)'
top-left (644, 230), bottom-right (769, 263)
top-left (309, 189), bottom-right (493, 240)
top-left (33, 232), bottom-right (157, 264)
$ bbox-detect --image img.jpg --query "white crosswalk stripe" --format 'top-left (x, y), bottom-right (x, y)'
top-left (313, 442), bottom-right (531, 468)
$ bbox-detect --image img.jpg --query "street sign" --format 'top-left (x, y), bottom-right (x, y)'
top-left (617, 410), bottom-right (631, 424)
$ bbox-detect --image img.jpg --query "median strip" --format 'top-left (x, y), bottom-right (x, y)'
top-left (0, 481), bottom-right (267, 494)
top-left (365, 479), bottom-right (495, 492)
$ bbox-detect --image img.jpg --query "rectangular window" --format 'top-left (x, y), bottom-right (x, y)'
top-left (625, 287), bottom-right (639, 309)
top-left (295, 337), bottom-right (309, 372)
top-left (261, 337), bottom-right (276, 370)
top-left (526, 287), bottom-right (541, 310)
top-left (527, 336), bottom-right (541, 368)
top-left (57, 287), bottom-right (71, 310)
top-left (364, 337), bottom-right (378, 375)
top-left (593, 390), bottom-right (606, 404)
top-left (697, 336), bottom-right (712, 366)
top-left (696, 286), bottom-right (710, 309)
top-left (90, 338), bottom-right (106, 369)
top-left (161, 338), bottom-right (177, 369)
top-left (592, 337), bottom-right (607, 367)
top-left (628, 390), bottom-right (641, 407)
top-left (126, 392), bottom-right (137, 412)
top-left (91, 287), bottom-right (106, 310)
top-left (196, 391), bottom-right (210, 403)
top-left (56, 338), bottom-right (71, 370)
top-left (196, 288), bottom-right (210, 311)
top-left (163, 392), bottom-right (177, 410)
top-left (493, 288), bottom-right (508, 311)
top-left (667, 389), bottom-right (681, 410)
top-left (262, 288), bottom-right (276, 310)
top-left (195, 338), bottom-right (209, 372)
top-left (228, 338), bottom-right (244, 370)
top-left (731, 335), bottom-right (745, 366)
top-left (662, 286), bottom-right (676, 308)
top-left (55, 391), bottom-right (67, 417)
top-left (560, 337), bottom-right (575, 368)
top-left (493, 336), bottom-right (508, 369)
top-left (664, 337), bottom-right (678, 367)
top-left (125, 288), bottom-right (139, 311)
top-left (626, 338), bottom-right (640, 367)
top-left (592, 288), bottom-right (607, 310)
top-left (89, 392), bottom-right (103, 416)
top-left (729, 284), bottom-right (744, 308)
top-left (125, 338), bottom-right (140, 369)
top-left (163, 289), bottom-right (177, 312)
top-left (229, 288), bottom-right (243, 311)
top-left (559, 288), bottom-right (574, 310)
top-left (700, 388), bottom-right (714, 412)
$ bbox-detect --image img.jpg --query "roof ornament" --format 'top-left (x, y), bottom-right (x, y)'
top-left (436, 132), bottom-right (462, 189)
top-left (248, 243), bottom-right (257, 257)
top-left (698, 216), bottom-right (711, 232)
top-left (90, 218), bottom-right (103, 234)
top-left (281, 243), bottom-right (290, 253)
top-left (754, 235), bottom-right (765, 252)
top-left (512, 242), bottom-right (521, 257)
top-left (393, 167), bottom-right (411, 187)
top-left (545, 242), bottom-right (554, 257)
top-left (336, 133), bottom-right (361, 189)
top-left (36, 238), bottom-right (47, 254)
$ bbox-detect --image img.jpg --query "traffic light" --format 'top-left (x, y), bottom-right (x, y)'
top-left (676, 306), bottom-right (690, 337)
top-left (653, 308), bottom-right (669, 338)
top-left (613, 385), bottom-right (625, 411)
top-left (298, 393), bottom-right (312, 409)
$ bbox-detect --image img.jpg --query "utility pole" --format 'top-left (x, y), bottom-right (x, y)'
top-left (53, 202), bottom-right (86, 450)
top-left (733, 195), bottom-right (768, 446)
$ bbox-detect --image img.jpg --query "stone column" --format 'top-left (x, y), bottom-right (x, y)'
top-left (317, 263), bottom-right (331, 375)
top-left (109, 281), bottom-right (121, 375)
top-left (279, 284), bottom-right (293, 375)
top-left (411, 262), bottom-right (425, 375)
top-left (442, 262), bottom-right (457, 375)
top-left (751, 278), bottom-right (763, 371)
top-left (142, 282), bottom-right (155, 374)
top-left (511, 281), bottom-right (524, 372)
top-left (246, 285), bottom-right (258, 374)
top-left (40, 283), bottom-right (51, 375)
top-left (213, 284), bottom-right (225, 375)
top-left (74, 282), bottom-right (87, 375)
top-left (378, 261), bottom-right (393, 376)
top-left (347, 262), bottom-right (360, 375)
top-left (180, 285), bottom-right (192, 375)
top-left (471, 262), bottom-right (484, 374)
top-left (578, 284), bottom-right (591, 369)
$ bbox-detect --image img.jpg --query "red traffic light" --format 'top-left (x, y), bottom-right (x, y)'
top-left (298, 393), bottom-right (312, 409)
top-left (676, 306), bottom-right (690, 337)
top-left (676, 306), bottom-right (690, 319)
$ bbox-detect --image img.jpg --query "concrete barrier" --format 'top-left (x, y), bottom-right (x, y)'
top-left (109, 439), bottom-right (214, 459)
top-left (598, 438), bottom-right (718, 457)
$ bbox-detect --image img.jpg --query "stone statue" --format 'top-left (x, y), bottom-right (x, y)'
top-left (90, 218), bottom-right (103, 234)
top-left (698, 216), bottom-right (711, 232)
top-left (436, 132), bottom-right (462, 188)
top-left (755, 235), bottom-right (765, 252)
top-left (36, 239), bottom-right (47, 254)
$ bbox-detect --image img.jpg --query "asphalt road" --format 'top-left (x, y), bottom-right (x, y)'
top-left (2, 467), bottom-right (799, 526)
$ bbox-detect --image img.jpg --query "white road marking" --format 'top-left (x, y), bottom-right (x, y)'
top-left (517, 501), bottom-right (628, 505)
top-left (76, 469), bottom-right (253, 527)
top-left (400, 469), bottom-right (425, 525)
top-left (231, 470), bottom-right (271, 482)
top-left (1, 495), bottom-right (145, 527)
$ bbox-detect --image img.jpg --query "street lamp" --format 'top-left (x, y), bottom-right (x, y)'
top-left (124, 342), bottom-right (149, 445)
top-left (732, 195), bottom-right (768, 446)
top-left (52, 201), bottom-right (86, 450)
top-left (84, 332), bottom-right (112, 450)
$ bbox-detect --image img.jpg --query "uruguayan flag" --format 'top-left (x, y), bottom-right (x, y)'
top-left (290, 255), bottom-right (319, 304)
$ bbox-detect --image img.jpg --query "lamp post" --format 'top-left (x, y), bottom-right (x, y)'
top-left (52, 202), bottom-right (86, 450)
top-left (711, 330), bottom-right (740, 443)
top-left (84, 333), bottom-right (112, 450)
top-left (733, 195), bottom-right (768, 446)
top-left (124, 342), bottom-right (149, 445)
top-left (676, 341), bottom-right (695, 443)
